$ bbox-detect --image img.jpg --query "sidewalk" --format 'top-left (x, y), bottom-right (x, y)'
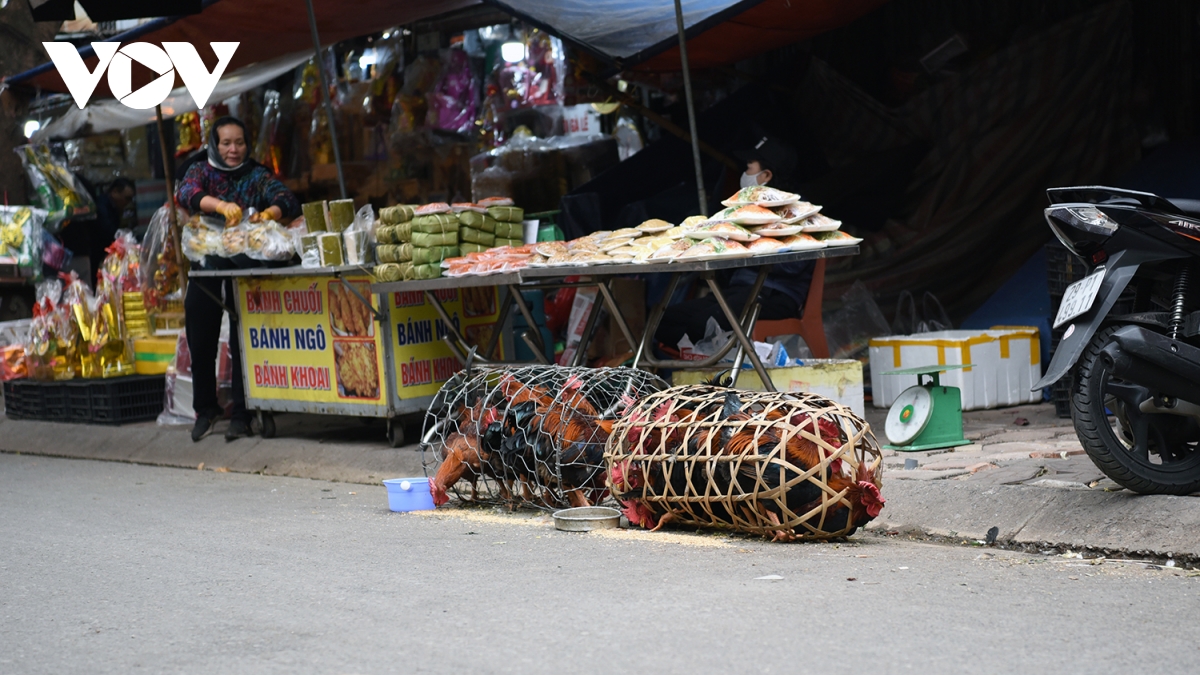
top-left (4, 403), bottom-right (1199, 561)
top-left (863, 402), bottom-right (1200, 562)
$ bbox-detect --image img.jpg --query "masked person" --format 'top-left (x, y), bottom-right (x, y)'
top-left (656, 135), bottom-right (815, 351)
top-left (176, 116), bottom-right (300, 442)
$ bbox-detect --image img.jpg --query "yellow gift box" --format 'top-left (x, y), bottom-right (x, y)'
top-left (134, 337), bottom-right (175, 375)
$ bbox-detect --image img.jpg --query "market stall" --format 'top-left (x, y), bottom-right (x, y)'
top-left (190, 263), bottom-right (503, 446)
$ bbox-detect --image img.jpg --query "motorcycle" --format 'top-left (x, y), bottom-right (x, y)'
top-left (1035, 186), bottom-right (1200, 494)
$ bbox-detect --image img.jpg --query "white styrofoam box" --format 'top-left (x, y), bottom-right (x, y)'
top-left (868, 326), bottom-right (1040, 410)
top-left (672, 359), bottom-right (865, 417)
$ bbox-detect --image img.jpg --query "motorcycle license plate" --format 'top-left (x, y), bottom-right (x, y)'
top-left (1054, 266), bottom-right (1106, 329)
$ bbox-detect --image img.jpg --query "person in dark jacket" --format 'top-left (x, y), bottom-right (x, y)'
top-left (176, 116), bottom-right (300, 442)
top-left (656, 135), bottom-right (814, 349)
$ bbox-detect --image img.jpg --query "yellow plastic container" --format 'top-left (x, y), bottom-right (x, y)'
top-left (134, 337), bottom-right (175, 375)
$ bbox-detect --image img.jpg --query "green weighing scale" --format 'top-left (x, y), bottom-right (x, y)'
top-left (882, 364), bottom-right (972, 452)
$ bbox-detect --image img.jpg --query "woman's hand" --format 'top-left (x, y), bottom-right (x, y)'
top-left (249, 205), bottom-right (282, 223)
top-left (215, 201), bottom-right (243, 227)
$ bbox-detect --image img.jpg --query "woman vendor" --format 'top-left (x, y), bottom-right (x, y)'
top-left (176, 116), bottom-right (300, 442)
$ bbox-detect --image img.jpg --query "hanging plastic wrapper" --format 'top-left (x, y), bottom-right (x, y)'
top-left (0, 205), bottom-right (48, 275)
top-left (254, 90), bottom-right (285, 175)
top-left (426, 49), bottom-right (478, 135)
top-left (139, 204), bottom-right (185, 310)
top-left (16, 145), bottom-right (95, 232)
top-left (41, 229), bottom-right (71, 273)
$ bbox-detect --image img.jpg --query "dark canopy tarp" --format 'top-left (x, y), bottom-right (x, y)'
top-left (6, 0), bottom-right (476, 98)
top-left (488, 0), bottom-right (888, 71)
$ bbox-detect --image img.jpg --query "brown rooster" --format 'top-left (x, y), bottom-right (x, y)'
top-left (429, 402), bottom-right (499, 507)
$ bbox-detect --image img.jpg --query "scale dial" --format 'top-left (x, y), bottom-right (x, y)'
top-left (886, 385), bottom-right (934, 446)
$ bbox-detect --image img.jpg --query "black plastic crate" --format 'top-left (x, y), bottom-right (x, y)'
top-left (66, 380), bottom-right (94, 423)
top-left (80, 375), bottom-right (164, 425)
top-left (4, 378), bottom-right (59, 421)
top-left (3, 376), bottom-right (163, 424)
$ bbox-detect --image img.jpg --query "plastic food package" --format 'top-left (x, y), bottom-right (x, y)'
top-left (328, 199), bottom-right (356, 233)
top-left (412, 213), bottom-right (458, 232)
top-left (317, 232), bottom-right (344, 266)
top-left (16, 145), bottom-right (95, 232)
top-left (487, 205), bottom-right (524, 223)
top-left (411, 230), bottom-right (458, 248)
top-left (380, 205), bottom-right (414, 224)
top-left (245, 220), bottom-right (295, 261)
top-left (221, 221), bottom-right (248, 256)
top-left (426, 48), bottom-right (478, 135)
top-left (459, 227), bottom-right (495, 246)
top-left (457, 211), bottom-right (497, 232)
top-left (412, 246), bottom-right (459, 265)
top-left (182, 214), bottom-right (225, 262)
top-left (0, 205), bottom-right (47, 271)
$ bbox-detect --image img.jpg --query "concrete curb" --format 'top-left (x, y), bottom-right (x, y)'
top-left (8, 416), bottom-right (1200, 560)
top-left (0, 418), bottom-right (425, 485)
top-left (868, 479), bottom-right (1200, 561)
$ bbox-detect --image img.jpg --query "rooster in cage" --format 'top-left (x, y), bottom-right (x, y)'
top-left (486, 373), bottom-right (613, 508)
top-left (429, 399), bottom-right (501, 507)
top-left (611, 390), bottom-right (884, 539)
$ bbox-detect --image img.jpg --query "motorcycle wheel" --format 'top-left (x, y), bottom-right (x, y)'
top-left (1071, 324), bottom-right (1200, 494)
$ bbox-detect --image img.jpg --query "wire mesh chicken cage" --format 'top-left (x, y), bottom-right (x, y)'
top-left (421, 365), bottom-right (670, 510)
top-left (605, 385), bottom-right (885, 541)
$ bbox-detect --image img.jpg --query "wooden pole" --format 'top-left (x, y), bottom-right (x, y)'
top-left (303, 0), bottom-right (348, 199)
top-left (155, 104), bottom-right (187, 296)
top-left (674, 0), bottom-right (707, 215)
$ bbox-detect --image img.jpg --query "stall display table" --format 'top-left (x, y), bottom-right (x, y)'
top-left (372, 246), bottom-right (859, 391)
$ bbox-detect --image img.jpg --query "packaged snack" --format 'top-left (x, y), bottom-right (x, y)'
top-left (375, 263), bottom-right (405, 282)
top-left (779, 233), bottom-right (826, 251)
top-left (414, 202), bottom-right (452, 216)
top-left (245, 220), bottom-right (296, 261)
top-left (412, 213), bottom-right (459, 232)
top-left (221, 222), bottom-right (248, 256)
top-left (411, 230), bottom-right (458, 248)
top-left (748, 237), bottom-right (787, 255)
top-left (706, 205), bottom-right (782, 226)
top-left (380, 205), bottom-right (415, 224)
top-left (800, 213), bottom-right (844, 232)
top-left (720, 186), bottom-right (801, 208)
top-left (773, 201), bottom-right (822, 224)
top-left (182, 215), bottom-right (225, 262)
top-left (301, 201), bottom-right (328, 232)
top-left (139, 204), bottom-right (184, 308)
top-left (0, 205), bottom-right (48, 270)
top-left (478, 196), bottom-right (514, 207)
top-left (686, 221), bottom-right (759, 242)
top-left (452, 203), bottom-right (487, 214)
top-left (327, 199), bottom-right (356, 232)
top-left (317, 232), bottom-right (344, 266)
top-left (636, 219), bottom-right (673, 233)
top-left (457, 211), bottom-right (497, 232)
top-left (486, 205), bottom-right (524, 223)
top-left (412, 246), bottom-right (460, 265)
top-left (459, 227), bottom-right (495, 246)
top-left (812, 229), bottom-right (862, 246)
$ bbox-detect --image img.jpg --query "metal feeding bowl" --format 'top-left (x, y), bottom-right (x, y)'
top-left (552, 506), bottom-right (621, 532)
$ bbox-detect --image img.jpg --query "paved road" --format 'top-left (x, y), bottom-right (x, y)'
top-left (2, 454), bottom-right (1197, 674)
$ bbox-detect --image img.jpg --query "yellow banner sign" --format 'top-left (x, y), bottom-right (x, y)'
top-left (388, 285), bottom-right (502, 399)
top-left (237, 276), bottom-right (386, 406)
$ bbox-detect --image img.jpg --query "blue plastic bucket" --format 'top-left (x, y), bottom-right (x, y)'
top-left (382, 477), bottom-right (436, 512)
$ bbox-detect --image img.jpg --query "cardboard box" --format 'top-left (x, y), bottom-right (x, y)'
top-left (672, 360), bottom-right (865, 417)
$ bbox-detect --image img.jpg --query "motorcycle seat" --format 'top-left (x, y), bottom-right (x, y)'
top-left (1167, 198), bottom-right (1200, 218)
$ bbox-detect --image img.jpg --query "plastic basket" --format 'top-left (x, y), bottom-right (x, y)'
top-left (80, 375), bottom-right (165, 425)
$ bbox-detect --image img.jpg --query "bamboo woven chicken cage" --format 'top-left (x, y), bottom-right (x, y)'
top-left (422, 365), bottom-right (669, 510)
top-left (605, 385), bottom-right (885, 540)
